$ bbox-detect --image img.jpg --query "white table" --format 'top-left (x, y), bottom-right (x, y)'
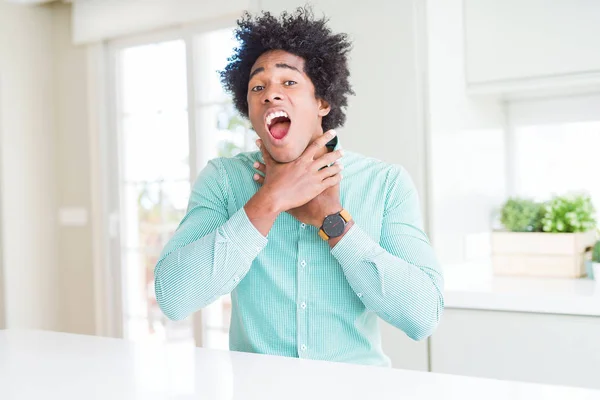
top-left (1, 330), bottom-right (599, 399)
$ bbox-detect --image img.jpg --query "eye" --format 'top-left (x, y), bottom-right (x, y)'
top-left (284, 81), bottom-right (297, 87)
top-left (251, 85), bottom-right (264, 92)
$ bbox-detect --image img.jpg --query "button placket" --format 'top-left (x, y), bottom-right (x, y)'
top-left (297, 232), bottom-right (309, 357)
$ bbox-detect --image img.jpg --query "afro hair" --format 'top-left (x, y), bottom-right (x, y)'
top-left (220, 6), bottom-right (354, 132)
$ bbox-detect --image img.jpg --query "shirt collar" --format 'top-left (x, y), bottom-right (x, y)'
top-left (326, 135), bottom-right (341, 152)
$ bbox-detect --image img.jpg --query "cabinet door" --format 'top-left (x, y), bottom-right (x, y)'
top-left (380, 320), bottom-right (429, 371)
top-left (431, 309), bottom-right (600, 389)
top-left (465, 0), bottom-right (600, 85)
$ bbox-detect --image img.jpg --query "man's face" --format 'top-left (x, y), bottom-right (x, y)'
top-left (247, 50), bottom-right (330, 163)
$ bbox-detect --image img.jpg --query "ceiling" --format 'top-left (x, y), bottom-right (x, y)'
top-left (4, 0), bottom-right (65, 4)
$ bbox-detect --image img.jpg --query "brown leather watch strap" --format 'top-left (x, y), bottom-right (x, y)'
top-left (318, 209), bottom-right (352, 241)
top-left (318, 229), bottom-right (330, 241)
top-left (339, 209), bottom-right (352, 223)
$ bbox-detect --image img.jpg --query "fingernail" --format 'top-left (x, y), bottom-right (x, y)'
top-left (253, 162), bottom-right (259, 168)
top-left (256, 139), bottom-right (261, 147)
top-left (253, 174), bottom-right (259, 181)
top-left (330, 130), bottom-right (337, 138)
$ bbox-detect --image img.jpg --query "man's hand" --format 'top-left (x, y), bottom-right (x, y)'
top-left (252, 130), bottom-right (343, 215)
top-left (253, 130), bottom-right (344, 227)
top-left (286, 185), bottom-right (342, 228)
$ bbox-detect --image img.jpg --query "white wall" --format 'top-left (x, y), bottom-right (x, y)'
top-left (72, 0), bottom-right (253, 44)
top-left (0, 2), bottom-right (60, 330)
top-left (0, 1), bottom-right (95, 334)
top-left (53, 2), bottom-right (96, 335)
top-left (427, 0), bottom-right (507, 264)
top-left (0, 77), bottom-right (4, 329)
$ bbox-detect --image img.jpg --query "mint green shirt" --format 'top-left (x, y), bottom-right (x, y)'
top-left (155, 140), bottom-right (444, 367)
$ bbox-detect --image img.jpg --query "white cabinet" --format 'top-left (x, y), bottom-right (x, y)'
top-left (380, 320), bottom-right (429, 371)
top-left (464, 0), bottom-right (600, 94)
top-left (431, 309), bottom-right (600, 390)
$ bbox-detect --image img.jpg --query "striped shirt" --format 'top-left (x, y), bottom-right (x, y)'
top-left (155, 138), bottom-right (444, 367)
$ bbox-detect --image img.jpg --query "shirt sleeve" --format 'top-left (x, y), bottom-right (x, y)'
top-left (154, 159), bottom-right (268, 321)
top-left (331, 165), bottom-right (444, 341)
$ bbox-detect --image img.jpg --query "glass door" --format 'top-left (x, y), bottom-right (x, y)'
top-left (110, 27), bottom-right (257, 349)
top-left (114, 39), bottom-right (193, 343)
top-left (193, 28), bottom-right (257, 349)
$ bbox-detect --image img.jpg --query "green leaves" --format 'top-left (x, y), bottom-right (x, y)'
top-left (541, 194), bottom-right (596, 233)
top-left (500, 194), bottom-right (597, 233)
top-left (500, 198), bottom-right (544, 232)
top-left (592, 241), bottom-right (600, 263)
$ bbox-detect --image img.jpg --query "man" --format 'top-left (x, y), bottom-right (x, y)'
top-left (155, 7), bottom-right (444, 367)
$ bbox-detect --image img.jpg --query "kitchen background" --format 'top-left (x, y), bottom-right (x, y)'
top-left (0, 0), bottom-right (599, 391)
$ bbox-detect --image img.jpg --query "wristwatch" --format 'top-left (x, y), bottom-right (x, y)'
top-left (318, 209), bottom-right (352, 241)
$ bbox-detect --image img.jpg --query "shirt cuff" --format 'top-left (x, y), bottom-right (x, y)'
top-left (330, 223), bottom-right (382, 269)
top-left (221, 207), bottom-right (269, 261)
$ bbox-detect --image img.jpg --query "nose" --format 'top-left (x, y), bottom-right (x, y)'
top-left (262, 86), bottom-right (284, 104)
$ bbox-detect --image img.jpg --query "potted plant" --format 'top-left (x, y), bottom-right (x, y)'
top-left (592, 240), bottom-right (600, 282)
top-left (492, 194), bottom-right (597, 278)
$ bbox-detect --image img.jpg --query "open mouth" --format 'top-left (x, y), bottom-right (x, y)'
top-left (265, 110), bottom-right (292, 140)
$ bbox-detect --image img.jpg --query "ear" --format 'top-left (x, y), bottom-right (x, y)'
top-left (317, 98), bottom-right (331, 117)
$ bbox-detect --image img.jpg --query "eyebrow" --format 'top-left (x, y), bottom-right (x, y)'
top-left (249, 63), bottom-right (301, 80)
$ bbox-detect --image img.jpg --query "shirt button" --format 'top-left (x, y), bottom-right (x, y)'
top-left (357, 293), bottom-right (363, 298)
top-left (300, 302), bottom-right (306, 309)
top-left (300, 223), bottom-right (306, 229)
top-left (256, 247), bottom-right (262, 252)
top-left (300, 260), bottom-right (306, 267)
top-left (300, 344), bottom-right (307, 351)
top-left (234, 276), bottom-right (240, 283)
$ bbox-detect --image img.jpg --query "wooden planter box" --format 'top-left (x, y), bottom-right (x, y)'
top-left (491, 231), bottom-right (596, 278)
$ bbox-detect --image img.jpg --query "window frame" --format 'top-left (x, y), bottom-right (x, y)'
top-left (102, 18), bottom-right (240, 345)
top-left (505, 93), bottom-right (600, 200)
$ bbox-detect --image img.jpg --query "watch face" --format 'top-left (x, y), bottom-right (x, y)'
top-left (323, 214), bottom-right (346, 238)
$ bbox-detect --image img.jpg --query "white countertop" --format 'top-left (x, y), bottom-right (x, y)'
top-left (444, 262), bottom-right (600, 316)
top-left (1, 330), bottom-right (599, 399)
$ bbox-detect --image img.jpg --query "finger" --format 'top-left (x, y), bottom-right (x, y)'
top-left (256, 139), bottom-right (274, 166)
top-left (314, 149), bottom-right (344, 170)
top-left (253, 161), bottom-right (266, 174)
top-left (253, 173), bottom-right (265, 185)
top-left (318, 163), bottom-right (343, 180)
top-left (322, 172), bottom-right (343, 188)
top-left (304, 130), bottom-right (337, 160)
